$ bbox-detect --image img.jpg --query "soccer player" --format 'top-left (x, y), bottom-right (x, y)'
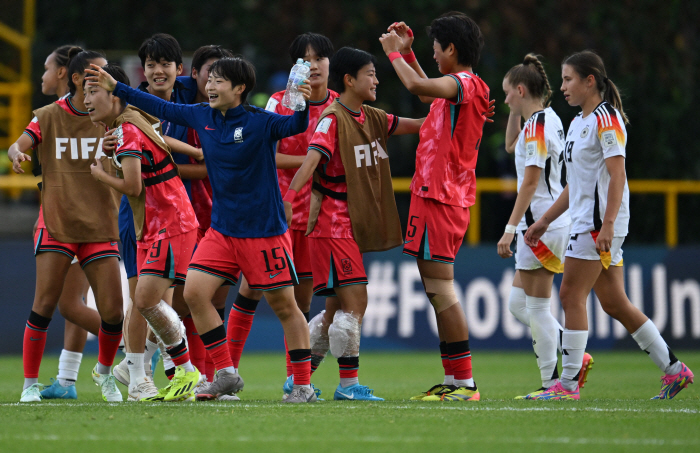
top-left (21, 44), bottom-right (105, 401)
top-left (86, 63), bottom-right (201, 402)
top-left (524, 51), bottom-right (693, 400)
top-left (498, 54), bottom-right (593, 399)
top-left (87, 56), bottom-right (317, 403)
top-left (225, 32), bottom-right (338, 397)
top-left (284, 46), bottom-right (423, 401)
top-left (10, 48), bottom-right (124, 403)
top-left (380, 14), bottom-right (493, 402)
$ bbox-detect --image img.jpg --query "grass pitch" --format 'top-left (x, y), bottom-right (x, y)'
top-left (0, 351), bottom-right (698, 453)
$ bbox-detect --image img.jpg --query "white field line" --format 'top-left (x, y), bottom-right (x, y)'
top-left (0, 402), bottom-right (698, 414)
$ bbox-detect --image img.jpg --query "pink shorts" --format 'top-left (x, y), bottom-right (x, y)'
top-left (188, 228), bottom-right (298, 291)
top-left (402, 193), bottom-right (470, 264)
top-left (308, 237), bottom-right (367, 296)
top-left (33, 228), bottom-right (120, 268)
top-left (289, 228), bottom-right (312, 280)
top-left (137, 230), bottom-right (197, 285)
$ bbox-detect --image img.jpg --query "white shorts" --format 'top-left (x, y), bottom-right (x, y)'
top-left (515, 226), bottom-right (568, 273)
top-left (565, 232), bottom-right (624, 268)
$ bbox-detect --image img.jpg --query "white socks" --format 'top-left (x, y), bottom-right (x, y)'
top-left (96, 361), bottom-right (111, 375)
top-left (144, 339), bottom-right (159, 372)
top-left (340, 377), bottom-right (359, 388)
top-left (126, 352), bottom-right (146, 383)
top-left (561, 329), bottom-right (588, 391)
top-left (508, 287), bottom-right (529, 327)
top-left (527, 296), bottom-right (562, 388)
top-left (442, 375), bottom-right (454, 386)
top-left (454, 377), bottom-right (475, 388)
top-left (57, 349), bottom-right (82, 386)
top-left (631, 319), bottom-right (682, 376)
top-left (179, 361), bottom-right (195, 373)
top-left (24, 378), bottom-right (38, 390)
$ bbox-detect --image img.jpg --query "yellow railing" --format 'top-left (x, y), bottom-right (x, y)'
top-left (391, 177), bottom-right (700, 248)
top-left (1, 175), bottom-right (698, 247)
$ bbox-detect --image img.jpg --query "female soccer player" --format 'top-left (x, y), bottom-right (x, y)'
top-left (525, 50), bottom-right (693, 400)
top-left (10, 48), bottom-right (124, 403)
top-left (498, 54), bottom-right (593, 399)
top-left (381, 14), bottom-right (493, 402)
top-left (87, 56), bottom-right (317, 403)
top-left (285, 46), bottom-right (423, 401)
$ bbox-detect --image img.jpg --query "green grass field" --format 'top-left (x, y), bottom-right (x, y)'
top-left (0, 351), bottom-right (698, 453)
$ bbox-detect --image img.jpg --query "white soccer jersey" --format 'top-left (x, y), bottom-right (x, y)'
top-left (514, 107), bottom-right (571, 231)
top-left (564, 101), bottom-right (630, 236)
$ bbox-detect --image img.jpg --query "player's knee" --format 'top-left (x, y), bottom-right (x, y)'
top-left (99, 306), bottom-right (124, 325)
top-left (424, 278), bottom-right (458, 313)
top-left (558, 286), bottom-right (584, 312)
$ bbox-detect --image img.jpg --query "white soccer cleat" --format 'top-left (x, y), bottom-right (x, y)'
top-left (128, 377), bottom-right (160, 402)
top-left (113, 358), bottom-right (130, 387)
top-left (20, 383), bottom-right (43, 402)
top-left (92, 365), bottom-right (124, 402)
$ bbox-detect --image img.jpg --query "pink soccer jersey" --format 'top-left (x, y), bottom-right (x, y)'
top-left (306, 101), bottom-right (398, 239)
top-left (266, 89), bottom-right (339, 231)
top-left (114, 123), bottom-right (198, 247)
top-left (411, 71), bottom-right (490, 208)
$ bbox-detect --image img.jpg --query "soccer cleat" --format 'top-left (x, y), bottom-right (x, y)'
top-left (333, 383), bottom-right (384, 401)
top-left (20, 383), bottom-right (43, 402)
top-left (40, 378), bottom-right (77, 399)
top-left (528, 381), bottom-right (579, 400)
top-left (216, 392), bottom-right (241, 401)
top-left (578, 353), bottom-right (594, 389)
top-left (652, 362), bottom-right (694, 400)
top-left (410, 384), bottom-right (451, 400)
top-left (514, 387), bottom-right (546, 400)
top-left (196, 369), bottom-right (243, 401)
top-left (163, 366), bottom-right (200, 402)
top-left (113, 358), bottom-right (130, 387)
top-left (91, 366), bottom-right (124, 402)
top-left (282, 375), bottom-right (323, 400)
top-left (284, 386), bottom-right (317, 403)
top-left (423, 385), bottom-right (480, 401)
top-left (128, 377), bottom-right (161, 402)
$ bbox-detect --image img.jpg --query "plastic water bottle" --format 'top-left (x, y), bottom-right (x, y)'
top-left (282, 59), bottom-right (311, 111)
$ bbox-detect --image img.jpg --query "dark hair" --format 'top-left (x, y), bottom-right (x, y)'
top-left (427, 11), bottom-right (483, 68)
top-left (138, 33), bottom-right (183, 68)
top-left (563, 50), bottom-right (629, 124)
top-left (67, 47), bottom-right (106, 96)
top-left (191, 45), bottom-right (234, 74)
top-left (208, 57), bottom-right (256, 104)
top-left (505, 54), bottom-right (553, 107)
top-left (288, 33), bottom-right (334, 63)
top-left (52, 45), bottom-right (75, 68)
top-left (104, 63), bottom-right (131, 108)
top-left (329, 47), bottom-right (376, 93)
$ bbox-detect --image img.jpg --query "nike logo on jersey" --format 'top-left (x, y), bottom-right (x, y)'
top-left (229, 339), bottom-right (243, 343)
top-left (404, 240), bottom-right (414, 244)
top-left (337, 391), bottom-right (354, 400)
top-left (110, 242), bottom-right (117, 246)
top-left (146, 259), bottom-right (159, 264)
top-left (30, 337), bottom-right (42, 341)
top-left (270, 272), bottom-right (282, 279)
top-left (205, 125), bottom-right (215, 130)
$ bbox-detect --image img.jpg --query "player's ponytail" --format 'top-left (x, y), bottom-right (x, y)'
top-left (504, 53), bottom-right (552, 107)
top-left (52, 45), bottom-right (75, 68)
top-left (563, 50), bottom-right (629, 124)
top-left (66, 47), bottom-right (106, 96)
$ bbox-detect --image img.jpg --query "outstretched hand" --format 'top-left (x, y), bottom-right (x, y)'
top-left (379, 31), bottom-right (403, 55)
top-left (85, 64), bottom-right (117, 92)
top-left (484, 99), bottom-right (496, 123)
top-left (11, 152), bottom-right (31, 174)
top-left (297, 81), bottom-right (311, 101)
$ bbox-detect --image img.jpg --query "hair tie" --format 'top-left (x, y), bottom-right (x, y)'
top-left (603, 76), bottom-right (609, 83)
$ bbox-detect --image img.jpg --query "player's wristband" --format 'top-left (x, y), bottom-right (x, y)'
top-left (406, 27), bottom-right (414, 37)
top-left (505, 225), bottom-right (517, 234)
top-left (283, 189), bottom-right (298, 203)
top-left (388, 52), bottom-right (403, 63)
top-left (401, 51), bottom-right (416, 64)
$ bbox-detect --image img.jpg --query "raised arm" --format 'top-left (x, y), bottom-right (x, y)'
top-left (386, 22), bottom-right (434, 104)
top-left (393, 117), bottom-right (425, 135)
top-left (268, 83), bottom-right (311, 142)
top-left (86, 64), bottom-right (200, 128)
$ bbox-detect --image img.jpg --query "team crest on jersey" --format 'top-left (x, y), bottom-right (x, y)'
top-left (234, 127), bottom-right (243, 143)
top-left (580, 126), bottom-right (590, 138)
top-left (316, 117), bottom-right (332, 134)
top-left (458, 72), bottom-right (471, 79)
top-left (341, 259), bottom-right (353, 274)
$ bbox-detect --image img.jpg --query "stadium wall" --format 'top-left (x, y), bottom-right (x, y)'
top-left (1, 240), bottom-right (699, 354)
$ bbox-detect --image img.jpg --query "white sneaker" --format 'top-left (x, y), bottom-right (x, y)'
top-left (92, 365), bottom-right (124, 402)
top-left (128, 377), bottom-right (160, 401)
top-left (113, 358), bottom-right (130, 386)
top-left (20, 383), bottom-right (43, 402)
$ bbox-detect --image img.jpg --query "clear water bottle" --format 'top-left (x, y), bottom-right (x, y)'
top-left (282, 59), bottom-right (311, 111)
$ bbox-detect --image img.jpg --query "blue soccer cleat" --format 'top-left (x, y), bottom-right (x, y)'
top-left (333, 383), bottom-right (384, 401)
top-left (40, 378), bottom-right (77, 399)
top-left (283, 375), bottom-right (323, 400)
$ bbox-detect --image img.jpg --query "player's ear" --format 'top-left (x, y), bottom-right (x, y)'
top-left (57, 66), bottom-right (67, 80)
top-left (344, 73), bottom-right (353, 89)
top-left (176, 63), bottom-right (183, 76)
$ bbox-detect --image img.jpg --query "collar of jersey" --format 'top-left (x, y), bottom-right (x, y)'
top-left (526, 109), bottom-right (545, 123)
top-left (310, 90), bottom-right (330, 106)
top-left (65, 96), bottom-right (89, 116)
top-left (138, 80), bottom-right (186, 102)
top-left (336, 99), bottom-right (361, 117)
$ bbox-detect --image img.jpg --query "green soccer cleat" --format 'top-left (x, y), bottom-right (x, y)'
top-left (163, 366), bottom-right (200, 402)
top-left (92, 365), bottom-right (123, 402)
top-left (423, 385), bottom-right (480, 402)
top-left (410, 384), bottom-right (451, 401)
